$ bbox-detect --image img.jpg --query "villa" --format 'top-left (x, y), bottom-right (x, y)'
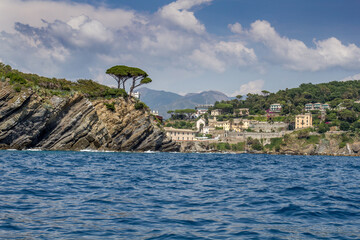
top-left (305, 103), bottom-right (330, 111)
top-left (270, 103), bottom-right (282, 113)
top-left (295, 113), bottom-right (313, 129)
top-left (164, 127), bottom-right (197, 141)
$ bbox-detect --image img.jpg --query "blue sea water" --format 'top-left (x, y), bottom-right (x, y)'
top-left (0, 151), bottom-right (360, 239)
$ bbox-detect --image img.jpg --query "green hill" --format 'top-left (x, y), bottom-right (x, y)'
top-left (215, 80), bottom-right (360, 115)
top-left (0, 63), bottom-right (126, 99)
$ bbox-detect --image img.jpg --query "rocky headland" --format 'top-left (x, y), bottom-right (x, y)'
top-left (0, 80), bottom-right (178, 152)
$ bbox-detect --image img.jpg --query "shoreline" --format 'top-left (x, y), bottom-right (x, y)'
top-left (2, 148), bottom-right (360, 157)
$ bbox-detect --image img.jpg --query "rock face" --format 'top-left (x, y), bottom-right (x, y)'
top-left (0, 81), bottom-right (179, 152)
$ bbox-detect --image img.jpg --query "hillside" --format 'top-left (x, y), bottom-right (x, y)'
top-left (138, 87), bottom-right (231, 117)
top-left (0, 63), bottom-right (178, 151)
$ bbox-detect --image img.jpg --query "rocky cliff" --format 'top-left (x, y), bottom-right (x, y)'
top-left (0, 80), bottom-right (179, 151)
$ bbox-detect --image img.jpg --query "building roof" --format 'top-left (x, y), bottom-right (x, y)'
top-left (164, 127), bottom-right (197, 133)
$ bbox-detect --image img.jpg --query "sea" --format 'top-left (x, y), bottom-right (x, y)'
top-left (0, 150), bottom-right (359, 239)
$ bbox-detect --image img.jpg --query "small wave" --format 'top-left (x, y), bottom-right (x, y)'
top-left (145, 150), bottom-right (159, 153)
top-left (80, 149), bottom-right (116, 153)
top-left (26, 148), bottom-right (42, 151)
top-left (6, 149), bottom-right (18, 151)
top-left (275, 204), bottom-right (305, 216)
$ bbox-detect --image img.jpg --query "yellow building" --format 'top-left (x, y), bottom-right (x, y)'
top-left (164, 127), bottom-right (197, 141)
top-left (231, 119), bottom-right (250, 132)
top-left (295, 113), bottom-right (312, 129)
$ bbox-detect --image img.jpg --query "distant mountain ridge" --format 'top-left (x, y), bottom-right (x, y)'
top-left (138, 87), bottom-right (231, 118)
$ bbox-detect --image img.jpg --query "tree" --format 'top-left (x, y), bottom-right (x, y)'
top-left (261, 90), bottom-right (270, 96)
top-left (106, 65), bottom-right (131, 89)
top-left (128, 67), bottom-right (152, 97)
top-left (106, 65), bottom-right (152, 98)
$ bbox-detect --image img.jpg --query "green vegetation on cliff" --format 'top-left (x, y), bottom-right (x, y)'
top-left (0, 63), bottom-right (127, 99)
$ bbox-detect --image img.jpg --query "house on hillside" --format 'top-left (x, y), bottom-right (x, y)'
top-left (235, 108), bottom-right (249, 116)
top-left (130, 91), bottom-right (140, 99)
top-left (295, 113), bottom-right (312, 129)
top-left (164, 127), bottom-right (197, 141)
top-left (270, 103), bottom-right (282, 113)
top-left (305, 103), bottom-right (330, 111)
top-left (195, 104), bottom-right (213, 116)
top-left (231, 119), bottom-right (250, 132)
top-left (211, 109), bottom-right (223, 116)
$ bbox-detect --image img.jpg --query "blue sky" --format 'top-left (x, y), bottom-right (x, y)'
top-left (1, 0), bottom-right (360, 96)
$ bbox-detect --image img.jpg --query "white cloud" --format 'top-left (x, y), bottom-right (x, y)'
top-left (228, 22), bottom-right (243, 34)
top-left (232, 80), bottom-right (265, 96)
top-left (0, 0), bottom-right (138, 33)
top-left (340, 73), bottom-right (360, 82)
top-left (246, 20), bottom-right (360, 71)
top-left (158, 0), bottom-right (212, 34)
top-left (189, 45), bottom-right (226, 72)
top-left (189, 41), bottom-right (256, 72)
top-left (140, 25), bottom-right (195, 55)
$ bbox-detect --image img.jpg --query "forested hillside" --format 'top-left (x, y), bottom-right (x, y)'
top-left (215, 81), bottom-right (360, 115)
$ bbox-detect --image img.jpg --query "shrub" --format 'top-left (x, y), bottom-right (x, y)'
top-left (216, 142), bottom-right (231, 151)
top-left (265, 137), bottom-right (283, 150)
top-left (231, 142), bottom-right (245, 151)
top-left (7, 73), bottom-right (27, 85)
top-left (135, 101), bottom-right (148, 110)
top-left (340, 121), bottom-right (350, 131)
top-left (305, 135), bottom-right (320, 144)
top-left (317, 123), bottom-right (330, 133)
top-left (297, 129), bottom-right (310, 139)
top-left (104, 102), bottom-right (115, 111)
top-left (14, 85), bottom-right (22, 92)
top-left (252, 142), bottom-right (263, 151)
top-left (339, 142), bottom-right (346, 149)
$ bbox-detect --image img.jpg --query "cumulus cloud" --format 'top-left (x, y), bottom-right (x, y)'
top-left (0, 0), bottom-right (139, 33)
top-left (0, 0), bottom-right (259, 83)
top-left (245, 20), bottom-right (360, 71)
top-left (158, 0), bottom-right (212, 34)
top-left (189, 41), bottom-right (257, 72)
top-left (232, 80), bottom-right (265, 96)
top-left (340, 73), bottom-right (360, 82)
top-left (228, 22), bottom-right (243, 34)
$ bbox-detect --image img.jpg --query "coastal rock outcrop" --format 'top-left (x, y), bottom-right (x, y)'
top-left (0, 81), bottom-right (179, 152)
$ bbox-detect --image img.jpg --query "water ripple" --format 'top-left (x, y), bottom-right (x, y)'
top-left (0, 151), bottom-right (360, 239)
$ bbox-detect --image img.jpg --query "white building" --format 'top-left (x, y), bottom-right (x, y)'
top-left (196, 118), bottom-right (206, 131)
top-left (270, 103), bottom-right (282, 113)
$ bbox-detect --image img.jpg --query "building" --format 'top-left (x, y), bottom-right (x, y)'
top-left (231, 119), bottom-right (250, 132)
top-left (235, 108), bottom-right (250, 116)
top-left (164, 127), bottom-right (197, 141)
top-left (270, 104), bottom-right (282, 113)
top-left (211, 109), bottom-right (223, 116)
top-left (305, 103), bottom-right (330, 111)
top-left (195, 104), bottom-right (213, 116)
top-left (196, 109), bottom-right (208, 115)
top-left (130, 91), bottom-right (140, 99)
top-left (196, 118), bottom-right (206, 132)
top-left (295, 113), bottom-right (313, 129)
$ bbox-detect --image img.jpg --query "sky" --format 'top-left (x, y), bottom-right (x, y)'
top-left (1, 0), bottom-right (360, 96)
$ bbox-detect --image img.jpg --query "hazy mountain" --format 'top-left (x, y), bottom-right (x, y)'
top-left (138, 87), bottom-right (231, 118)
